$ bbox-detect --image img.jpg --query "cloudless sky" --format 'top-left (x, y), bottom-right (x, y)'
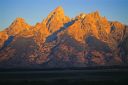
top-left (0, 0), bottom-right (128, 31)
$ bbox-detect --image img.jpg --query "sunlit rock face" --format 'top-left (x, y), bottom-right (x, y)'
top-left (0, 31), bottom-right (8, 48)
top-left (110, 21), bottom-right (126, 42)
top-left (66, 11), bottom-right (111, 43)
top-left (44, 6), bottom-right (70, 33)
top-left (34, 21), bottom-right (50, 46)
top-left (6, 18), bottom-right (31, 36)
top-left (0, 6), bottom-right (127, 68)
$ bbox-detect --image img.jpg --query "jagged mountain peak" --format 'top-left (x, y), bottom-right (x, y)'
top-left (75, 13), bottom-right (86, 19)
top-left (6, 17), bottom-right (31, 35)
top-left (74, 11), bottom-right (101, 22)
top-left (89, 11), bottom-right (100, 18)
top-left (11, 17), bottom-right (29, 26)
top-left (44, 6), bottom-right (70, 33)
top-left (10, 17), bottom-right (28, 27)
top-left (66, 11), bottom-right (111, 42)
top-left (14, 17), bottom-right (25, 23)
top-left (46, 6), bottom-right (65, 20)
top-left (54, 6), bottom-right (64, 12)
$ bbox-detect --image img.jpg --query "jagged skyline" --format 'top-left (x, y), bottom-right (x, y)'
top-left (0, 6), bottom-right (128, 68)
top-left (0, 0), bottom-right (128, 31)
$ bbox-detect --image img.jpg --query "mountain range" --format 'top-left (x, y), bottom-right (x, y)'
top-left (0, 6), bottom-right (128, 68)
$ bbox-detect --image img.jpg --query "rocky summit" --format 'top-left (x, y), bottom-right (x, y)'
top-left (0, 6), bottom-right (128, 68)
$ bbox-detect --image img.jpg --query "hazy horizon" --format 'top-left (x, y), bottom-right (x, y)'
top-left (0, 0), bottom-right (128, 31)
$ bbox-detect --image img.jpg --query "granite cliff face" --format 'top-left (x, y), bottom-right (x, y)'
top-left (67, 11), bottom-right (111, 42)
top-left (0, 31), bottom-right (8, 48)
top-left (44, 6), bottom-right (70, 33)
top-left (33, 21), bottom-right (50, 46)
top-left (6, 18), bottom-right (31, 36)
top-left (0, 6), bottom-right (127, 68)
